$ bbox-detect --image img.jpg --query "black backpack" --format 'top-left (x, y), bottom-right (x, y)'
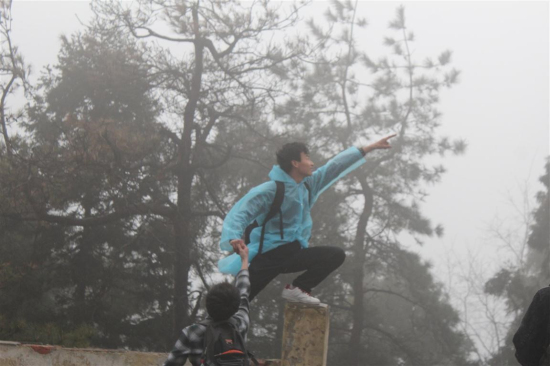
top-left (243, 181), bottom-right (311, 255)
top-left (200, 320), bottom-right (257, 366)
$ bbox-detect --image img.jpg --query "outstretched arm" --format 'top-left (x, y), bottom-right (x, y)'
top-left (306, 134), bottom-right (397, 201)
top-left (359, 134), bottom-right (397, 155)
top-left (232, 240), bottom-right (249, 269)
top-left (232, 242), bottom-right (251, 333)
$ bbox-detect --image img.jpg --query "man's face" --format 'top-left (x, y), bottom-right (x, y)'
top-left (292, 152), bottom-right (314, 177)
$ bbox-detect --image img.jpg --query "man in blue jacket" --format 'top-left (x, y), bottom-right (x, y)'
top-left (218, 135), bottom-right (396, 304)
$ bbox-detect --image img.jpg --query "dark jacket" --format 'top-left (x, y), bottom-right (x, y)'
top-left (164, 269), bottom-right (250, 366)
top-left (513, 286), bottom-right (550, 366)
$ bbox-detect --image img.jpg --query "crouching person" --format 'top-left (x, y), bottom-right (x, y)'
top-left (164, 242), bottom-right (256, 366)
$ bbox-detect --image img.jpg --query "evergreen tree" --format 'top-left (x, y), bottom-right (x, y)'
top-left (90, 0), bottom-right (310, 338)
top-left (269, 2), bottom-right (471, 364)
top-left (0, 20), bottom-right (177, 348)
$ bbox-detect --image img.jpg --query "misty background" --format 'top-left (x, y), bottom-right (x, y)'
top-left (0, 1), bottom-right (548, 365)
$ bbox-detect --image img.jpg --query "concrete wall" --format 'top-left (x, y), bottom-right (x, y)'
top-left (0, 341), bottom-right (287, 366)
top-left (0, 303), bottom-right (328, 366)
top-left (0, 341), bottom-right (168, 366)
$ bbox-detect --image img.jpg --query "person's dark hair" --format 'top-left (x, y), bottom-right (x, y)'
top-left (276, 142), bottom-right (309, 173)
top-left (205, 282), bottom-right (241, 321)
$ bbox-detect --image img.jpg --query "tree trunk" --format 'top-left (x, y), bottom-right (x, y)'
top-left (73, 200), bottom-right (93, 325)
top-left (348, 174), bottom-right (373, 366)
top-left (172, 211), bottom-right (192, 337)
top-left (172, 5), bottom-right (204, 336)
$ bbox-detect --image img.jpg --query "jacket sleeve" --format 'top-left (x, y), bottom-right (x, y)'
top-left (163, 324), bottom-right (205, 366)
top-left (304, 147), bottom-right (366, 202)
top-left (513, 288), bottom-right (550, 366)
top-left (232, 269), bottom-right (251, 334)
top-left (220, 182), bottom-right (276, 251)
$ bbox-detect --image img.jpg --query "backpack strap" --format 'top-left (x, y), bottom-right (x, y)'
top-left (198, 320), bottom-right (213, 366)
top-left (258, 181), bottom-right (285, 255)
top-left (303, 181), bottom-right (311, 204)
top-left (243, 220), bottom-right (258, 245)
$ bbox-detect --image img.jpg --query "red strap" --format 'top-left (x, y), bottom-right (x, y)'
top-left (216, 349), bottom-right (245, 356)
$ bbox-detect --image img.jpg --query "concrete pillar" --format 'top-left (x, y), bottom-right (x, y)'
top-left (280, 303), bottom-right (329, 366)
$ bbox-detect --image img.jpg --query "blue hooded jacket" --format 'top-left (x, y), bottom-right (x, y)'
top-left (218, 147), bottom-right (367, 275)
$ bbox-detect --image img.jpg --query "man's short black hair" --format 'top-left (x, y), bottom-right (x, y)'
top-left (205, 282), bottom-right (240, 321)
top-left (276, 142), bottom-right (309, 174)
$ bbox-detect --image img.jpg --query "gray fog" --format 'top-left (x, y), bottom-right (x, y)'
top-left (4, 0), bottom-right (549, 364)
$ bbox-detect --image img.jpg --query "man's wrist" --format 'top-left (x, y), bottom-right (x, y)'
top-left (359, 145), bottom-right (374, 155)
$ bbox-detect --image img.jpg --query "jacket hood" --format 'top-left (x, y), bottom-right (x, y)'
top-left (268, 165), bottom-right (298, 184)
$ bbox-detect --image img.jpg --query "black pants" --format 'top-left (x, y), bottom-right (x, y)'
top-left (248, 241), bottom-right (346, 300)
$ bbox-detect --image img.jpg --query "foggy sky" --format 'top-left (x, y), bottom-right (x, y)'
top-left (10, 0), bottom-right (550, 355)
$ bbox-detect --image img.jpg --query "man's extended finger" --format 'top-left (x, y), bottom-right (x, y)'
top-left (384, 133), bottom-right (397, 140)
